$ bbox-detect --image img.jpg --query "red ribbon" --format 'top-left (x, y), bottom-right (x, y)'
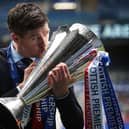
top-left (32, 102), bottom-right (44, 129)
top-left (84, 61), bottom-right (93, 129)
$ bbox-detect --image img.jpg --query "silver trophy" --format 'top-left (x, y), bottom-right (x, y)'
top-left (0, 23), bottom-right (104, 129)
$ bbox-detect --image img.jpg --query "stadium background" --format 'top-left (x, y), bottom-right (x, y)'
top-left (0, 0), bottom-right (129, 128)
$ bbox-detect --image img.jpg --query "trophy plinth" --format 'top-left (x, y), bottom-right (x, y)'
top-left (0, 103), bottom-right (19, 129)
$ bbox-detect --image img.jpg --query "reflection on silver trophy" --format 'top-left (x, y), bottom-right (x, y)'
top-left (0, 23), bottom-right (104, 128)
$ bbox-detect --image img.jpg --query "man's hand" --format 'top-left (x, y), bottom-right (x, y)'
top-left (48, 62), bottom-right (73, 98)
top-left (18, 62), bottom-right (37, 89)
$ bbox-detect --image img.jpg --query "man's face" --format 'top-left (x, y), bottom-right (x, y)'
top-left (14, 23), bottom-right (50, 58)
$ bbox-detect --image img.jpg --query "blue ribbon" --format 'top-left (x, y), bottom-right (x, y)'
top-left (40, 96), bottom-right (56, 129)
top-left (99, 55), bottom-right (125, 129)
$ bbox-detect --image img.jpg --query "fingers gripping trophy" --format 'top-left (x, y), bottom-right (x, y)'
top-left (0, 23), bottom-right (104, 129)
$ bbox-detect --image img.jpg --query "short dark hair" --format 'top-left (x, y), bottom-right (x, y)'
top-left (7, 3), bottom-right (48, 36)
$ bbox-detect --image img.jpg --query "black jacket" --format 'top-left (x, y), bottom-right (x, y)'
top-left (0, 47), bottom-right (84, 129)
top-left (0, 48), bottom-right (19, 97)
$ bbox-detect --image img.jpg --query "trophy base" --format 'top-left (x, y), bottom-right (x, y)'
top-left (0, 103), bottom-right (19, 129)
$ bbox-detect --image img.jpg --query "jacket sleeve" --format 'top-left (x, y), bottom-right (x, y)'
top-left (55, 87), bottom-right (84, 129)
top-left (1, 88), bottom-right (19, 97)
top-left (0, 63), bottom-right (19, 97)
top-left (0, 50), bottom-right (19, 97)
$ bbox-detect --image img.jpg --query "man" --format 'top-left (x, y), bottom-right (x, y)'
top-left (0, 2), bottom-right (84, 129)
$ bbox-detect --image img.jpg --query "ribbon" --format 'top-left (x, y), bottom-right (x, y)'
top-left (84, 52), bottom-right (104, 129)
top-left (84, 59), bottom-right (93, 129)
top-left (99, 53), bottom-right (125, 129)
top-left (84, 51), bottom-right (124, 129)
top-left (32, 102), bottom-right (44, 129)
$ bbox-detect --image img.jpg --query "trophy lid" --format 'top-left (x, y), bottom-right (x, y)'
top-left (0, 103), bottom-right (19, 129)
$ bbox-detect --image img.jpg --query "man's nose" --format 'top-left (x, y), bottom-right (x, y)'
top-left (37, 36), bottom-right (47, 48)
top-left (38, 35), bottom-right (45, 43)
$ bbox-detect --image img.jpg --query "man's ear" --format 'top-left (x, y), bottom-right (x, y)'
top-left (10, 32), bottom-right (19, 42)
